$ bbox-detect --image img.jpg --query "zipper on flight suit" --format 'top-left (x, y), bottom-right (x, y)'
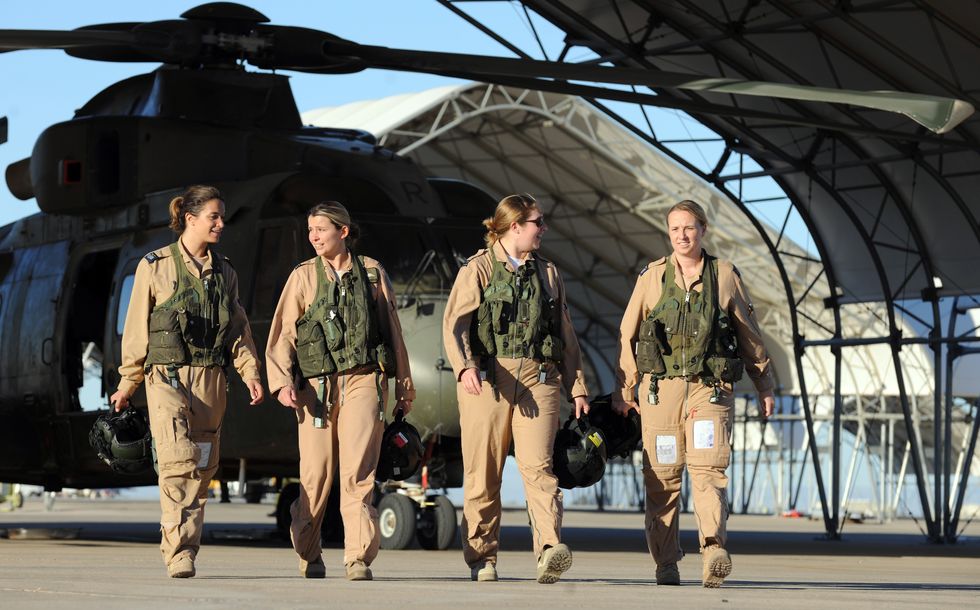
top-left (513, 270), bottom-right (523, 404)
top-left (680, 273), bottom-right (693, 419)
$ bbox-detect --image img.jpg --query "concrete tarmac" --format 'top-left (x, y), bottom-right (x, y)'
top-left (1, 496), bottom-right (978, 609)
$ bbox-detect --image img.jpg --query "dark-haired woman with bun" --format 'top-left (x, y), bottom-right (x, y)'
top-left (109, 185), bottom-right (264, 579)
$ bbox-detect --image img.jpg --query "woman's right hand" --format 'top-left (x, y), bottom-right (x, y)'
top-left (276, 386), bottom-right (299, 409)
top-left (109, 390), bottom-right (130, 412)
top-left (460, 367), bottom-right (483, 396)
top-left (611, 396), bottom-right (639, 417)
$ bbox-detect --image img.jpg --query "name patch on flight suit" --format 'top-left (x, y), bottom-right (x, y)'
top-left (196, 442), bottom-right (212, 469)
top-left (656, 435), bottom-right (677, 464)
top-left (693, 420), bottom-right (715, 449)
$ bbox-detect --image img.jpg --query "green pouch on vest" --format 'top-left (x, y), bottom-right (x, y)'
top-left (706, 356), bottom-right (744, 383)
top-left (539, 334), bottom-right (564, 362)
top-left (148, 309), bottom-right (190, 362)
top-left (323, 313), bottom-right (344, 351)
top-left (475, 301), bottom-right (497, 357)
top-left (635, 319), bottom-right (667, 376)
top-left (661, 307), bottom-right (681, 337)
top-left (296, 319), bottom-right (336, 376)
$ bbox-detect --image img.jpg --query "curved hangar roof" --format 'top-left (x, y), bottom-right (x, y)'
top-left (304, 82), bottom-right (939, 397)
top-left (515, 0), bottom-right (980, 306)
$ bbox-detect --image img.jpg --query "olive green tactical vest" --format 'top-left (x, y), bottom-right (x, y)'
top-left (470, 253), bottom-right (564, 362)
top-left (635, 254), bottom-right (743, 385)
top-left (145, 242), bottom-right (232, 369)
top-left (295, 255), bottom-right (393, 379)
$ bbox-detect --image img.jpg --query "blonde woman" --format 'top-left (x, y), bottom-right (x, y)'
top-left (442, 193), bottom-right (590, 584)
top-left (266, 201), bottom-right (414, 581)
top-left (110, 185), bottom-right (264, 578)
top-left (613, 199), bottom-right (774, 588)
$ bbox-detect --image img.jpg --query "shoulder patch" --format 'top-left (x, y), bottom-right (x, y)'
top-left (366, 267), bottom-right (380, 283)
top-left (144, 252), bottom-right (160, 263)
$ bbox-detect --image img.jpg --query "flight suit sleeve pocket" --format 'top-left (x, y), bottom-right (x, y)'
top-left (685, 415), bottom-right (730, 468)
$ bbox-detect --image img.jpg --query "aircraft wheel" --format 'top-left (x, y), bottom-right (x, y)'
top-left (417, 495), bottom-right (457, 550)
top-left (378, 493), bottom-right (417, 550)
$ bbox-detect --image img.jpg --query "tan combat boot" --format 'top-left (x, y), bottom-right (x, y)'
top-left (536, 543), bottom-right (573, 584)
top-left (470, 561), bottom-right (498, 582)
top-left (346, 560), bottom-right (373, 581)
top-left (656, 562), bottom-right (680, 585)
top-left (299, 556), bottom-right (326, 579)
top-left (167, 554), bottom-right (196, 579)
top-left (701, 546), bottom-right (732, 588)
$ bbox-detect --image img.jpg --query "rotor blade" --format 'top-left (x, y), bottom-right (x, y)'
top-left (0, 29), bottom-right (136, 52)
top-left (425, 71), bottom-right (966, 145)
top-left (323, 41), bottom-right (974, 134)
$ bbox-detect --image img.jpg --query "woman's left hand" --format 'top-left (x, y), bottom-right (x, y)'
top-left (394, 399), bottom-right (413, 415)
top-left (573, 396), bottom-right (590, 419)
top-left (246, 378), bottom-right (265, 405)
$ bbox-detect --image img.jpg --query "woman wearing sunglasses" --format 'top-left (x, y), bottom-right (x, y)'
top-left (442, 193), bottom-right (591, 584)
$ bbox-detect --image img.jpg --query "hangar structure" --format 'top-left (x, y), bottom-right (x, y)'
top-left (307, 0), bottom-right (980, 543)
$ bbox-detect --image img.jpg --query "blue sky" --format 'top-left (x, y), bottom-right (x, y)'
top-left (0, 1), bottom-right (809, 242)
top-left (0, 0), bottom-right (579, 226)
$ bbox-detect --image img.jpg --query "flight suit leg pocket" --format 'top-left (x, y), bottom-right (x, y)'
top-left (685, 414), bottom-right (731, 468)
top-left (158, 410), bottom-right (198, 466)
top-left (642, 424), bottom-right (685, 472)
top-left (190, 430), bottom-right (219, 471)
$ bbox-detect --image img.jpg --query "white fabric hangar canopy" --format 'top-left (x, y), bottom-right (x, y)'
top-left (303, 82), bottom-right (947, 399)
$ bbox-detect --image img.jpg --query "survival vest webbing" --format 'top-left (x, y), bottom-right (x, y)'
top-left (469, 252), bottom-right (564, 393)
top-left (294, 254), bottom-right (393, 379)
top-left (635, 253), bottom-right (743, 404)
top-left (144, 242), bottom-right (233, 384)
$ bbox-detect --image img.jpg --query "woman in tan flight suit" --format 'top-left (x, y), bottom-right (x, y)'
top-left (109, 185), bottom-right (265, 579)
top-left (443, 193), bottom-right (590, 585)
top-left (266, 201), bottom-right (414, 581)
top-left (613, 200), bottom-right (775, 588)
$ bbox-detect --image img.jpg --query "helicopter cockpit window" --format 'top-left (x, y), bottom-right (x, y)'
top-left (357, 218), bottom-right (450, 297)
top-left (116, 273), bottom-right (135, 335)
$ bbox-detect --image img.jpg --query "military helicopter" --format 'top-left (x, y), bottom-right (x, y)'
top-left (0, 2), bottom-right (971, 549)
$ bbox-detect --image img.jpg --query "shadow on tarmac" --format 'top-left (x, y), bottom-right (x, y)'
top-left (4, 517), bottom-right (979, 559)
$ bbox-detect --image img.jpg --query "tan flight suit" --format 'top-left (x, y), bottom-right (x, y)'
top-left (117, 243), bottom-right (261, 570)
top-left (443, 241), bottom-right (589, 568)
top-left (265, 255), bottom-right (414, 567)
top-left (615, 253), bottom-right (774, 566)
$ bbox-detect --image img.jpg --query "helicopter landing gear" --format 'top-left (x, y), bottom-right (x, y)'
top-left (376, 483), bottom-right (458, 551)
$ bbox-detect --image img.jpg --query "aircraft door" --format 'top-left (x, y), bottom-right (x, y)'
top-left (103, 252), bottom-right (144, 409)
top-left (0, 240), bottom-right (71, 411)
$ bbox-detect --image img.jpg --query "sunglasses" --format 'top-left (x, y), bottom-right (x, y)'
top-left (524, 216), bottom-right (546, 228)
